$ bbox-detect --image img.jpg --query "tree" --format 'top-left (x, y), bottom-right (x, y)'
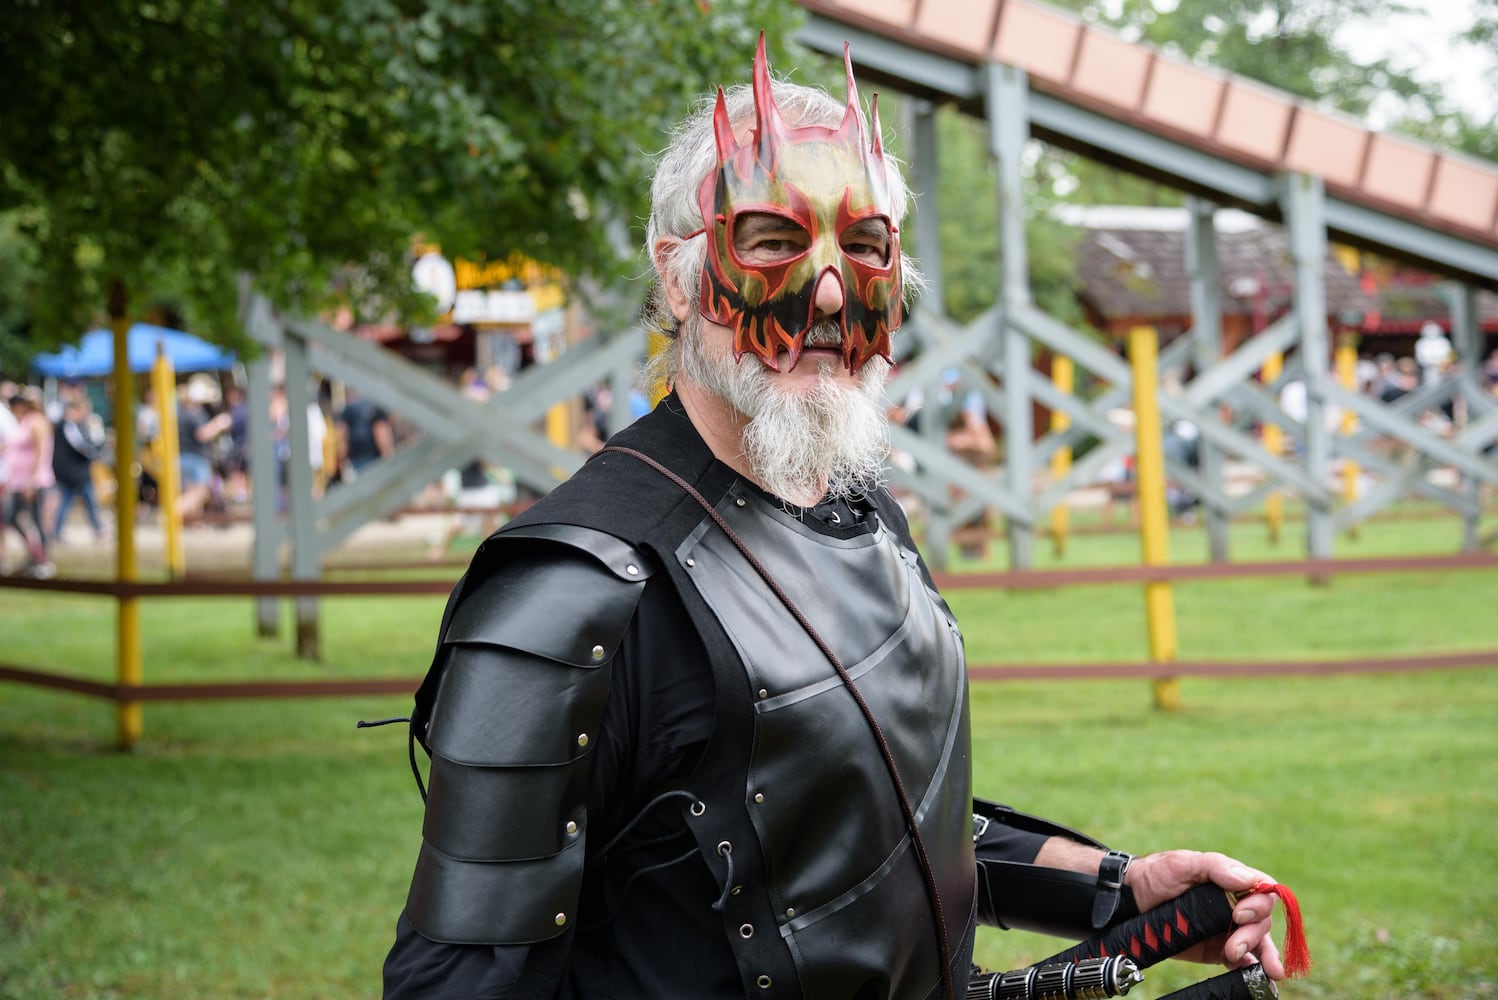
top-left (0, 0), bottom-right (798, 353)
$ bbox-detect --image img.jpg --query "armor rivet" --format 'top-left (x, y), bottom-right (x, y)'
top-left (590, 644), bottom-right (605, 661)
top-left (739, 923), bottom-right (754, 939)
top-left (686, 557), bottom-right (696, 568)
top-left (626, 563), bottom-right (639, 576)
top-left (690, 801), bottom-right (706, 817)
top-left (753, 792), bottom-right (764, 804)
top-left (736, 498), bottom-right (747, 508)
top-left (785, 907), bottom-right (795, 919)
top-left (756, 975), bottom-right (772, 989)
top-left (576, 733), bottom-right (589, 748)
top-left (565, 820), bottom-right (578, 835)
top-left (554, 912), bottom-right (567, 926)
top-left (757, 688), bottom-right (768, 699)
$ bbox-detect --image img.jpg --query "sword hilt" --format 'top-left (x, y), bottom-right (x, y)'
top-left (1039, 883), bottom-right (1238, 970)
top-left (967, 955), bottom-right (1144, 1000)
top-left (1157, 965), bottom-right (1278, 1000)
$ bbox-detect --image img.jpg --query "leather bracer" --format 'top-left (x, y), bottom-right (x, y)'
top-left (973, 798), bottom-right (1139, 940)
top-left (405, 524), bottom-right (653, 945)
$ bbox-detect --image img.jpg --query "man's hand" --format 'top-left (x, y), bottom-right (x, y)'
top-left (1125, 849), bottom-right (1286, 980)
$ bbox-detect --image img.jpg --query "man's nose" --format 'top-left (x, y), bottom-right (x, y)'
top-left (812, 267), bottom-right (845, 319)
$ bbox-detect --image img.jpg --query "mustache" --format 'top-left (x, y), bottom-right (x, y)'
top-left (802, 322), bottom-right (843, 349)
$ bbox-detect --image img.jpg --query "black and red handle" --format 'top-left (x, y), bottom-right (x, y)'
top-left (1039, 883), bottom-right (1236, 970)
top-left (1038, 880), bottom-right (1309, 978)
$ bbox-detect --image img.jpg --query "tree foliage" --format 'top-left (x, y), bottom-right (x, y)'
top-left (0, 0), bottom-right (798, 353)
top-left (923, 0), bottom-right (1496, 327)
top-left (1082, 0), bottom-right (1498, 158)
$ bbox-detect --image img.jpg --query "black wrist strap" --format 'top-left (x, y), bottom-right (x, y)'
top-left (1091, 849), bottom-right (1133, 929)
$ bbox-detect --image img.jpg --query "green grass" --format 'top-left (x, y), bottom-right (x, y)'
top-left (2, 513), bottom-right (1496, 998)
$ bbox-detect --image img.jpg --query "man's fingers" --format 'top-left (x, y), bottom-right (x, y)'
top-left (1225, 922), bottom-right (1286, 981)
top-left (1230, 890), bottom-right (1278, 926)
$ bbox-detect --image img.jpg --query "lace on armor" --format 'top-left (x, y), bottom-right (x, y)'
top-left (580, 789), bottom-right (705, 930)
top-left (355, 716), bottom-right (429, 802)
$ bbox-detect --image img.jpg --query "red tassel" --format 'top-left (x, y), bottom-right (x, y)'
top-left (1253, 880), bottom-right (1312, 977)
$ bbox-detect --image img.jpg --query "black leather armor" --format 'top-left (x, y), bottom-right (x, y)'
top-left (405, 524), bottom-right (654, 945)
top-left (665, 483), bottom-right (977, 999)
top-left (395, 398), bottom-right (1127, 996)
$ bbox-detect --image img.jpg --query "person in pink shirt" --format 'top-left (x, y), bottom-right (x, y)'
top-left (3, 387), bottom-right (56, 577)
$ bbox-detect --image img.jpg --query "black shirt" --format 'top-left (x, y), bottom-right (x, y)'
top-left (338, 398), bottom-right (390, 468)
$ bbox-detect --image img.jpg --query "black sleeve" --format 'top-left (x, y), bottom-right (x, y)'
top-left (382, 909), bottom-right (532, 999)
top-left (383, 909), bottom-right (580, 1000)
top-left (974, 823), bottom-right (1051, 865)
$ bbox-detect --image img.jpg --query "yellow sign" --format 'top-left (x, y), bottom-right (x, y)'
top-left (454, 252), bottom-right (564, 292)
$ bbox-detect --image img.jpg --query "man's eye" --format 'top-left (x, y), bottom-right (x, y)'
top-left (844, 240), bottom-right (889, 262)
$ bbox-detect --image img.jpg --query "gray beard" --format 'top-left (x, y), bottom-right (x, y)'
top-left (680, 319), bottom-right (891, 506)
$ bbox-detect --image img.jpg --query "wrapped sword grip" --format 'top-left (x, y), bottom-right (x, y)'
top-left (1157, 965), bottom-right (1278, 1000)
top-left (1039, 883), bottom-right (1237, 970)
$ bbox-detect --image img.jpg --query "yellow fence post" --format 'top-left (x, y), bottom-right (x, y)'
top-left (1261, 350), bottom-right (1285, 544)
top-left (1128, 326), bottom-right (1180, 712)
top-left (1336, 334), bottom-right (1360, 539)
top-left (150, 347), bottom-right (185, 578)
top-left (1049, 354), bottom-right (1074, 558)
top-left (109, 286), bottom-right (143, 749)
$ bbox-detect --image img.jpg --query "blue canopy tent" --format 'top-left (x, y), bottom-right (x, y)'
top-left (31, 323), bottom-right (237, 378)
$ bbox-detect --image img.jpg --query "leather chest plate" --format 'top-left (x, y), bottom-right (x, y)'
top-left (677, 485), bottom-right (976, 998)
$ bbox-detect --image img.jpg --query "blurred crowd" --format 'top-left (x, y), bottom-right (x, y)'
top-left (2, 337), bottom-right (1494, 576)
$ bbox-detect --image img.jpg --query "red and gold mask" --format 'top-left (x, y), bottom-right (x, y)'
top-left (696, 35), bottom-right (902, 374)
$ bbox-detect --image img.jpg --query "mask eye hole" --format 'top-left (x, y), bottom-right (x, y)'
top-left (731, 212), bottom-right (811, 265)
top-left (840, 218), bottom-right (892, 267)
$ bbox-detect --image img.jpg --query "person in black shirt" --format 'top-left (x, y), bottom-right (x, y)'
top-left (336, 390), bottom-right (395, 478)
top-left (382, 37), bottom-right (1288, 1000)
top-left (51, 394), bottom-right (107, 540)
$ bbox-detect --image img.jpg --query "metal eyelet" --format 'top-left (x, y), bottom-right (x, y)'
top-left (756, 975), bottom-right (772, 989)
top-left (739, 922), bottom-right (754, 938)
top-left (717, 841), bottom-right (732, 856)
top-left (690, 801), bottom-right (706, 817)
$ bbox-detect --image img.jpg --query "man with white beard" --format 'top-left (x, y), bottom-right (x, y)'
top-left (382, 35), bottom-right (1287, 1000)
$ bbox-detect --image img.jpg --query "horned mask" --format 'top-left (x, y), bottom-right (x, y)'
top-left (695, 34), bottom-right (903, 373)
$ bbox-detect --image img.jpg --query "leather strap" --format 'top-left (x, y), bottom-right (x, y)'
top-left (1091, 849), bottom-right (1134, 930)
